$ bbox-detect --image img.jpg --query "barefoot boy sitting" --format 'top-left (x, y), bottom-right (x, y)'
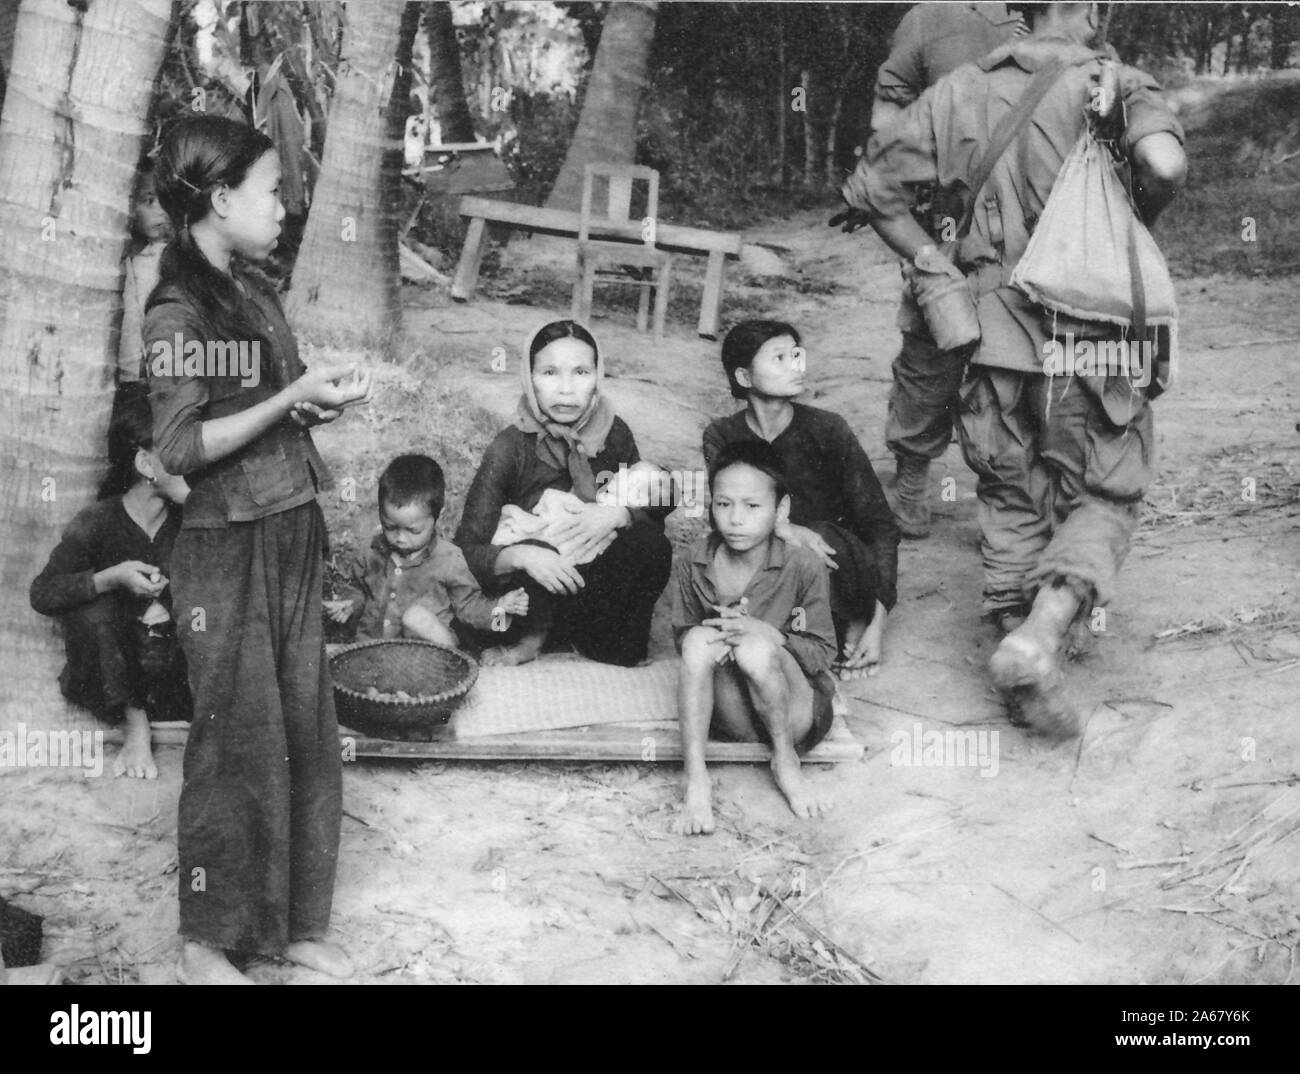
top-left (673, 441), bottom-right (837, 834)
top-left (328, 454), bottom-right (528, 649)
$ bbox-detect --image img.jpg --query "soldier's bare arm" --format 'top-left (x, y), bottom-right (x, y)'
top-left (1130, 131), bottom-right (1188, 225)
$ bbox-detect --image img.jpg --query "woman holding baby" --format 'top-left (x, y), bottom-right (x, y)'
top-left (455, 320), bottom-right (673, 667)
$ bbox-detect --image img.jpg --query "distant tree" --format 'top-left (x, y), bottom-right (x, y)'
top-left (649, 1), bottom-right (900, 196)
top-left (1104, 2), bottom-right (1266, 75)
top-left (1270, 3), bottom-right (1297, 68)
top-left (556, 0), bottom-right (605, 61)
top-left (798, 3), bottom-right (896, 189)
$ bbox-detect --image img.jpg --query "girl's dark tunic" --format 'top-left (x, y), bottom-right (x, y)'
top-left (455, 418), bottom-right (673, 667)
top-left (703, 403), bottom-right (900, 637)
top-left (29, 497), bottom-right (190, 723)
top-left (146, 266), bottom-right (341, 957)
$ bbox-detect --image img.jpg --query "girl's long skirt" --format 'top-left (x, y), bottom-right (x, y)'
top-left (170, 501), bottom-right (342, 956)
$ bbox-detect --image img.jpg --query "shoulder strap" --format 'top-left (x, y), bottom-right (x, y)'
top-left (956, 57), bottom-right (1071, 239)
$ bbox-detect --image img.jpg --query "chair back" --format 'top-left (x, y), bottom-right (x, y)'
top-left (578, 163), bottom-right (660, 246)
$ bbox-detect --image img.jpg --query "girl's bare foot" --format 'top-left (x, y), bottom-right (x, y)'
top-left (675, 776), bottom-right (715, 835)
top-left (771, 753), bottom-right (833, 820)
top-left (113, 708), bottom-right (157, 779)
top-left (177, 942), bottom-right (253, 985)
top-left (285, 940), bottom-right (354, 979)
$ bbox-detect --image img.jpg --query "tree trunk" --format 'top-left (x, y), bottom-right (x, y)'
top-left (776, 10), bottom-right (787, 187)
top-left (426, 1), bottom-right (475, 143)
top-left (0, 0), bottom-right (173, 726)
top-left (824, 86), bottom-right (845, 191)
top-left (1271, 7), bottom-right (1295, 68)
top-left (286, 0), bottom-right (417, 354)
top-left (800, 67), bottom-right (823, 189)
top-left (476, 1), bottom-right (498, 123)
top-left (0, 0), bottom-right (19, 115)
top-left (1230, 4), bottom-right (1251, 73)
top-left (1193, 10), bottom-right (1222, 75)
top-left (543, 0), bottom-right (658, 211)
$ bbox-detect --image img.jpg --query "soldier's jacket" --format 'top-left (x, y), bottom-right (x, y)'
top-left (846, 36), bottom-right (1184, 374)
top-left (874, 1), bottom-right (1023, 108)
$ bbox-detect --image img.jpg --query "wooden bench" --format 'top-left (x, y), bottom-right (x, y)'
top-left (451, 194), bottom-right (744, 339)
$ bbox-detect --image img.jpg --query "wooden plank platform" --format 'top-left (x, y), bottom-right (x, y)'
top-left (345, 714), bottom-right (862, 763)
top-left (112, 717), bottom-right (865, 765)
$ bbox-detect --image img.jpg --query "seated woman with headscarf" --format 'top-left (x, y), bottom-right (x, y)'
top-left (454, 320), bottom-right (674, 667)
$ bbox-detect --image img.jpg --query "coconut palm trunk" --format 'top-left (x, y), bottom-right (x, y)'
top-left (503, 0), bottom-right (657, 270)
top-left (544, 0), bottom-right (658, 211)
top-left (0, 0), bottom-right (173, 725)
top-left (286, 0), bottom-right (418, 354)
top-left (0, 0), bottom-right (19, 114)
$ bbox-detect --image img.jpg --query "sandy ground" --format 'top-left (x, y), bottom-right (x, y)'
top-left (3, 209), bottom-right (1298, 986)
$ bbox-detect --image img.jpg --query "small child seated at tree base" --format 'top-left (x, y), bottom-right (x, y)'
top-left (672, 440), bottom-right (838, 834)
top-left (328, 454), bottom-right (528, 651)
top-left (29, 398), bottom-right (192, 780)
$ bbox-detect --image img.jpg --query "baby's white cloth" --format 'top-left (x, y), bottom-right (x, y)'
top-left (490, 462), bottom-right (665, 565)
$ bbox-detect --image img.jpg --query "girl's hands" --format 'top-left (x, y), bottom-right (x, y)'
top-left (291, 362), bottom-right (373, 412)
top-left (291, 401), bottom-right (343, 428)
top-left (515, 546), bottom-right (585, 596)
top-left (776, 522), bottom-right (838, 571)
top-left (100, 560), bottom-right (167, 598)
top-left (545, 502), bottom-right (629, 562)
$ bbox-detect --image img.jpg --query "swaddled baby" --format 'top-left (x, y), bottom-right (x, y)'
top-left (491, 460), bottom-right (667, 564)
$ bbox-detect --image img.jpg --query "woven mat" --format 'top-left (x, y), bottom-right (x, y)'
top-left (453, 655), bottom-right (678, 738)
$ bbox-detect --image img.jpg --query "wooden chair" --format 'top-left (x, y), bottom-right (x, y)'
top-left (571, 163), bottom-right (673, 342)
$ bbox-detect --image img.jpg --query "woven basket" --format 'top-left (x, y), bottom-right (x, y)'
top-left (330, 639), bottom-right (478, 741)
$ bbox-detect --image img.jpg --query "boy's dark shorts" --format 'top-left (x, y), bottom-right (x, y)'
top-left (709, 668), bottom-right (836, 755)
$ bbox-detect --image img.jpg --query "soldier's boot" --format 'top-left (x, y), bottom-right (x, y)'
top-left (892, 454), bottom-right (932, 539)
top-left (989, 582), bottom-right (1085, 739)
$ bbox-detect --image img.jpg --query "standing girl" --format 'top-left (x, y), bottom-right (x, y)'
top-left (704, 320), bottom-right (900, 679)
top-left (455, 320), bottom-right (673, 667)
top-left (146, 115), bottom-right (371, 985)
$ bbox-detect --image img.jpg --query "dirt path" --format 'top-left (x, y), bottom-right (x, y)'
top-left (4, 210), bottom-right (1298, 985)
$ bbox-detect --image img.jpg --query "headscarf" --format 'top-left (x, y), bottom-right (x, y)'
top-left (514, 321), bottom-right (617, 502)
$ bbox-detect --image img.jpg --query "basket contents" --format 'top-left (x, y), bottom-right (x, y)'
top-left (364, 687), bottom-right (417, 702)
